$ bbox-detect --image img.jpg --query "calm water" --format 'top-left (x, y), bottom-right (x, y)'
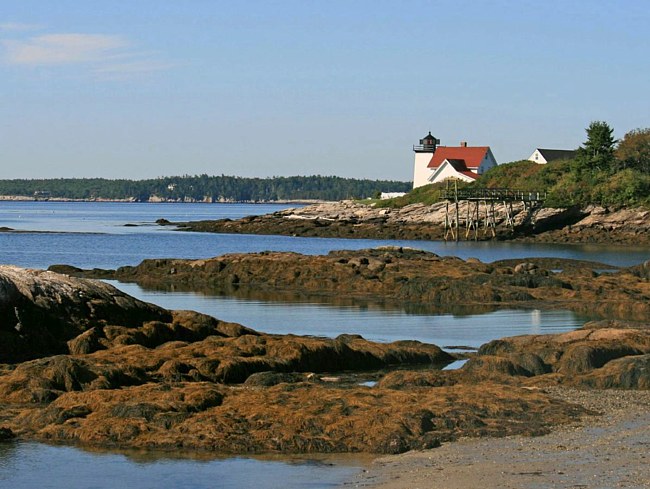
top-left (0, 201), bottom-right (648, 270)
top-left (0, 201), bottom-right (647, 488)
top-left (0, 201), bottom-right (293, 234)
top-left (0, 442), bottom-right (364, 489)
top-left (109, 281), bottom-right (587, 348)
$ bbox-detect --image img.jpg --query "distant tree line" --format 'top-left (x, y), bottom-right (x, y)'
top-left (0, 175), bottom-right (411, 202)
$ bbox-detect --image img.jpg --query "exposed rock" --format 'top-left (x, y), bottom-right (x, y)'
top-left (0, 427), bottom-right (15, 441)
top-left (0, 265), bottom-right (597, 455)
top-left (2, 265), bottom-right (649, 455)
top-left (513, 262), bottom-right (538, 274)
top-left (471, 325), bottom-right (650, 388)
top-left (47, 264), bottom-right (85, 275)
top-left (168, 200), bottom-right (650, 244)
top-left (572, 354), bottom-right (650, 389)
top-left (463, 353), bottom-right (549, 378)
top-left (0, 266), bottom-right (171, 362)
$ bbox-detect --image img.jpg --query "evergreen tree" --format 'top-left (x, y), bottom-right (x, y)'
top-left (575, 121), bottom-right (616, 173)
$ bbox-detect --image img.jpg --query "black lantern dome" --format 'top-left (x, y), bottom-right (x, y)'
top-left (414, 131), bottom-right (439, 153)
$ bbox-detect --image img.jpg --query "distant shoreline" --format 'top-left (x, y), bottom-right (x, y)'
top-left (0, 196), bottom-right (322, 204)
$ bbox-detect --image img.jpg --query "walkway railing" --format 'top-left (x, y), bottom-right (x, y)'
top-left (439, 187), bottom-right (547, 203)
top-left (413, 144), bottom-right (437, 152)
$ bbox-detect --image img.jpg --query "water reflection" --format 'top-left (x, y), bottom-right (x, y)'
top-left (0, 442), bottom-right (366, 489)
top-left (530, 309), bottom-right (542, 335)
top-left (0, 441), bottom-right (18, 472)
top-left (107, 281), bottom-right (590, 348)
top-left (118, 279), bottom-right (502, 317)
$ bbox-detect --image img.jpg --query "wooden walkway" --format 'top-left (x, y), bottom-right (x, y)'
top-left (440, 185), bottom-right (547, 241)
top-left (439, 188), bottom-right (547, 203)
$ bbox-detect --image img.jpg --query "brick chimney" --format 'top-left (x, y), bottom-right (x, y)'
top-left (460, 141), bottom-right (467, 147)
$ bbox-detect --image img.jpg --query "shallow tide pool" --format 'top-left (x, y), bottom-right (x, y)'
top-left (0, 442), bottom-right (367, 489)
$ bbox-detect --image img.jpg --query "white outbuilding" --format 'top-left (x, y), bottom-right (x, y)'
top-left (528, 148), bottom-right (576, 164)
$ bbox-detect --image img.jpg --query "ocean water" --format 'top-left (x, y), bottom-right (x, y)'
top-left (1, 201), bottom-right (648, 270)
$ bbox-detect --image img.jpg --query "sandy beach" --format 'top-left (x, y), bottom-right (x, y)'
top-left (345, 388), bottom-right (650, 489)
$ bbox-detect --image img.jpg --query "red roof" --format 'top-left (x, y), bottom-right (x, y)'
top-left (427, 146), bottom-right (490, 169)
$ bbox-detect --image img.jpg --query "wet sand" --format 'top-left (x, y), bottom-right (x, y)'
top-left (345, 388), bottom-right (650, 489)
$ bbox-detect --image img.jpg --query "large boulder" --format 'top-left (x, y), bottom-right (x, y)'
top-left (0, 266), bottom-right (171, 362)
top-left (571, 354), bottom-right (650, 389)
top-left (470, 326), bottom-right (650, 388)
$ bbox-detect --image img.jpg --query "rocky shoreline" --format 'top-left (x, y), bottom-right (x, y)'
top-left (1, 257), bottom-right (649, 457)
top-left (171, 200), bottom-right (650, 245)
top-left (55, 247), bottom-right (650, 321)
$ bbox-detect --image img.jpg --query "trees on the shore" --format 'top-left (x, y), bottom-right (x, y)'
top-left (574, 122), bottom-right (650, 175)
top-left (0, 175), bottom-right (411, 202)
top-left (615, 127), bottom-right (650, 174)
top-left (575, 120), bottom-right (617, 173)
top-left (470, 121), bottom-right (650, 209)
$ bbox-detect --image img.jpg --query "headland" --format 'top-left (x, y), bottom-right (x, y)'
top-left (170, 200), bottom-right (650, 245)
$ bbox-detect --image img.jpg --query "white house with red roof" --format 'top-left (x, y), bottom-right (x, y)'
top-left (412, 132), bottom-right (498, 188)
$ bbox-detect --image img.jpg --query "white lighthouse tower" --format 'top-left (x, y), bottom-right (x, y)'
top-left (412, 131), bottom-right (439, 189)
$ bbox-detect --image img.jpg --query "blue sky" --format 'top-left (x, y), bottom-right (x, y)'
top-left (1, 1), bottom-right (648, 181)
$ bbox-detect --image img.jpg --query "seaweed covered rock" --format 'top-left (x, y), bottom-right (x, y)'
top-left (2, 264), bottom-right (648, 455)
top-left (469, 325), bottom-right (650, 388)
top-left (0, 266), bottom-right (590, 455)
top-left (73, 249), bottom-right (650, 321)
